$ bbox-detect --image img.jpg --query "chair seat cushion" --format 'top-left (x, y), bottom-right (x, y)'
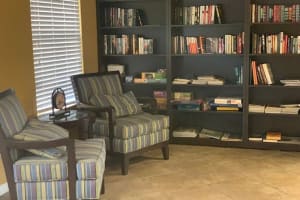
top-left (94, 112), bottom-right (169, 139)
top-left (13, 119), bottom-right (69, 159)
top-left (13, 138), bottom-right (106, 182)
top-left (112, 129), bottom-right (169, 153)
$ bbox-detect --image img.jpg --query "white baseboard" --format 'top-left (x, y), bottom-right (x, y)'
top-left (0, 183), bottom-right (8, 196)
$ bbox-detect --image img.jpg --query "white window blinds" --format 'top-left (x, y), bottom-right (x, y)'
top-left (30, 0), bottom-right (83, 114)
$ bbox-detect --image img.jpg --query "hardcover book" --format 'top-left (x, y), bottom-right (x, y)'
top-left (199, 128), bottom-right (224, 140)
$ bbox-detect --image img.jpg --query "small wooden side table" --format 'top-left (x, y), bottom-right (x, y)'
top-left (38, 110), bottom-right (96, 139)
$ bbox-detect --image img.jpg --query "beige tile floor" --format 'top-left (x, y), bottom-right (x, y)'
top-left (2, 144), bottom-right (300, 200)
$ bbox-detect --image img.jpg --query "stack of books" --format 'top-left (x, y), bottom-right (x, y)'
top-left (173, 128), bottom-right (198, 138)
top-left (249, 104), bottom-right (300, 115)
top-left (248, 134), bottom-right (263, 142)
top-left (191, 75), bottom-right (225, 85)
top-left (249, 104), bottom-right (266, 113)
top-left (209, 97), bottom-right (242, 111)
top-left (264, 106), bottom-right (282, 114)
top-left (172, 78), bottom-right (191, 84)
top-left (173, 92), bottom-right (193, 101)
top-left (278, 136), bottom-right (300, 144)
top-left (280, 104), bottom-right (300, 114)
top-left (263, 131), bottom-right (282, 143)
top-left (153, 90), bottom-right (167, 110)
top-left (280, 79), bottom-right (300, 86)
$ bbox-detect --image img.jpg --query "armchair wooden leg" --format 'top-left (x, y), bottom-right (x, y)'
top-left (101, 178), bottom-right (105, 194)
top-left (161, 143), bottom-right (169, 160)
top-left (121, 154), bottom-right (129, 175)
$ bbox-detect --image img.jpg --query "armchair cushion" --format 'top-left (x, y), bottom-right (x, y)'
top-left (13, 119), bottom-right (69, 159)
top-left (13, 138), bottom-right (106, 182)
top-left (0, 91), bottom-right (28, 138)
top-left (94, 112), bottom-right (169, 139)
top-left (89, 91), bottom-right (142, 118)
top-left (13, 138), bottom-right (106, 199)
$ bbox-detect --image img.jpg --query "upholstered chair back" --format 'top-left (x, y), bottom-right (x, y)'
top-left (74, 72), bottom-right (123, 104)
top-left (0, 89), bottom-right (28, 138)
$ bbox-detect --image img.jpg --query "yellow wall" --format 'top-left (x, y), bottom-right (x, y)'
top-left (81, 0), bottom-right (99, 73)
top-left (0, 0), bottom-right (36, 116)
top-left (0, 0), bottom-right (98, 187)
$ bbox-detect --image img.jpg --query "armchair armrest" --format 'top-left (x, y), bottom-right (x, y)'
top-left (74, 103), bottom-right (115, 152)
top-left (137, 97), bottom-right (158, 113)
top-left (75, 103), bottom-right (116, 123)
top-left (2, 137), bottom-right (77, 200)
top-left (5, 138), bottom-right (73, 150)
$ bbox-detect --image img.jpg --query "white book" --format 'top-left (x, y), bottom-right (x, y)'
top-left (173, 128), bottom-right (198, 138)
top-left (138, 37), bottom-right (144, 54)
top-left (214, 97), bottom-right (242, 105)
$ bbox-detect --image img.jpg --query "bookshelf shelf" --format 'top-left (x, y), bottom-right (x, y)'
top-left (171, 109), bottom-right (243, 115)
top-left (103, 54), bottom-right (167, 57)
top-left (249, 54), bottom-right (300, 57)
top-left (172, 84), bottom-right (242, 88)
top-left (249, 85), bottom-right (300, 89)
top-left (98, 0), bottom-right (156, 2)
top-left (171, 54), bottom-right (244, 57)
top-left (96, 0), bottom-right (300, 151)
top-left (171, 23), bottom-right (244, 28)
top-left (100, 25), bottom-right (165, 30)
top-left (249, 113), bottom-right (300, 118)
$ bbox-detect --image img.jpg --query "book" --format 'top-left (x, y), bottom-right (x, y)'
top-left (214, 97), bottom-right (242, 105)
top-left (265, 106), bottom-right (282, 114)
top-left (215, 106), bottom-right (240, 111)
top-left (266, 131), bottom-right (282, 141)
top-left (278, 136), bottom-right (300, 144)
top-left (221, 133), bottom-right (242, 141)
top-left (215, 5), bottom-right (222, 24)
top-left (248, 134), bottom-right (263, 142)
top-left (199, 128), bottom-right (224, 140)
top-left (173, 128), bottom-right (198, 138)
top-left (249, 104), bottom-right (265, 113)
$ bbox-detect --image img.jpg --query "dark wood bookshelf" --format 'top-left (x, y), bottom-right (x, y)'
top-left (96, 0), bottom-right (300, 151)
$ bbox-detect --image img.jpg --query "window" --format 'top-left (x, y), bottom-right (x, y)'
top-left (30, 0), bottom-right (83, 114)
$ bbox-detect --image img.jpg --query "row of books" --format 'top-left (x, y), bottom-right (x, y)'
top-left (172, 33), bottom-right (244, 55)
top-left (251, 61), bottom-right (274, 85)
top-left (132, 70), bottom-right (167, 84)
top-left (171, 95), bottom-right (242, 112)
top-left (173, 5), bottom-right (222, 25)
top-left (252, 32), bottom-right (300, 54)
top-left (104, 34), bottom-right (153, 55)
top-left (249, 131), bottom-right (300, 144)
top-left (251, 4), bottom-right (300, 23)
top-left (104, 7), bottom-right (144, 27)
top-left (173, 128), bottom-right (242, 141)
top-left (249, 104), bottom-right (300, 115)
top-left (174, 128), bottom-right (300, 144)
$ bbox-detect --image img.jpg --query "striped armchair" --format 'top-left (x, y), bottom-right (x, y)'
top-left (71, 71), bottom-right (169, 175)
top-left (0, 89), bottom-right (106, 200)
